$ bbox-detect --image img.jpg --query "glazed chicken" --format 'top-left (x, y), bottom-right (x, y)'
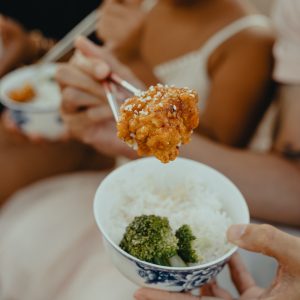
top-left (117, 84), bottom-right (199, 163)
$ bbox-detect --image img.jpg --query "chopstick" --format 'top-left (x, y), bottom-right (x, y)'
top-left (103, 80), bottom-right (120, 122)
top-left (110, 73), bottom-right (141, 95)
top-left (102, 74), bottom-right (142, 122)
top-left (39, 0), bottom-right (157, 64)
top-left (40, 10), bottom-right (99, 64)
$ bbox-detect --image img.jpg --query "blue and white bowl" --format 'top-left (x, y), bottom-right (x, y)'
top-left (94, 157), bottom-right (249, 292)
top-left (0, 63), bottom-right (65, 139)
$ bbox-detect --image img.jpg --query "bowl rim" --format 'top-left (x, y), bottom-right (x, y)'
top-left (0, 63), bottom-right (60, 113)
top-left (94, 157), bottom-right (250, 271)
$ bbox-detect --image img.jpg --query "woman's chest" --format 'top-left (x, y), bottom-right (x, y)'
top-left (140, 7), bottom-right (224, 66)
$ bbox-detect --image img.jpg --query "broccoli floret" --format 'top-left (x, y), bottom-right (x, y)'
top-left (119, 215), bottom-right (186, 267)
top-left (176, 224), bottom-right (203, 264)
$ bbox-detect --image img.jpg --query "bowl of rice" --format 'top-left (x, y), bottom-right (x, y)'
top-left (94, 157), bottom-right (249, 292)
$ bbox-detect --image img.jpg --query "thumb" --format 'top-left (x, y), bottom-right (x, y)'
top-left (227, 224), bottom-right (300, 266)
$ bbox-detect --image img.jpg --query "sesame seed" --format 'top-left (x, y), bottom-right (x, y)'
top-left (124, 104), bottom-right (134, 111)
top-left (139, 110), bottom-right (149, 116)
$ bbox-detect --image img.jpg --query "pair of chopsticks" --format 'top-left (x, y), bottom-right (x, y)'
top-left (103, 73), bottom-right (141, 121)
top-left (40, 10), bottom-right (99, 64)
top-left (39, 0), bottom-right (158, 64)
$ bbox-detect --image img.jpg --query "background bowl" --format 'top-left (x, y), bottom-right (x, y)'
top-left (0, 63), bottom-right (65, 139)
top-left (94, 157), bottom-right (249, 292)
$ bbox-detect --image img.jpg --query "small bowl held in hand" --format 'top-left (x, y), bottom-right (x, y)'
top-left (94, 157), bottom-right (249, 292)
top-left (0, 63), bottom-right (65, 139)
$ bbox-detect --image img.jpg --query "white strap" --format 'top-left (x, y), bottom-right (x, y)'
top-left (201, 15), bottom-right (272, 58)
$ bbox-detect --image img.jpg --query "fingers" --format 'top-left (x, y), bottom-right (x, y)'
top-left (86, 106), bottom-right (113, 122)
top-left (134, 289), bottom-right (198, 300)
top-left (208, 283), bottom-right (233, 300)
top-left (62, 106), bottom-right (112, 141)
top-left (56, 64), bottom-right (105, 100)
top-left (71, 51), bottom-right (111, 81)
top-left (228, 254), bottom-right (256, 294)
top-left (61, 87), bottom-right (102, 113)
top-left (227, 224), bottom-right (300, 266)
top-left (75, 36), bottom-right (119, 71)
top-left (202, 281), bottom-right (233, 300)
top-left (82, 121), bottom-right (137, 159)
top-left (75, 37), bottom-right (144, 90)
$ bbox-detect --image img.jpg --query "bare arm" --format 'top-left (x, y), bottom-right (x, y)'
top-left (181, 135), bottom-right (300, 227)
top-left (201, 29), bottom-right (275, 147)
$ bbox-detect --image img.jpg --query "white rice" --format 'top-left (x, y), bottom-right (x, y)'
top-left (108, 177), bottom-right (233, 265)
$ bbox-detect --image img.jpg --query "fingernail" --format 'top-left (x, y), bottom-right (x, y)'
top-left (228, 224), bottom-right (247, 242)
top-left (134, 291), bottom-right (147, 300)
top-left (94, 63), bottom-right (110, 79)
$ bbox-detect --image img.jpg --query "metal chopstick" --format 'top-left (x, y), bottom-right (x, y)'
top-left (103, 80), bottom-right (120, 122)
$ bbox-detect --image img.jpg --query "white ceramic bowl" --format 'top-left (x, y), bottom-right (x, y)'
top-left (94, 157), bottom-right (249, 292)
top-left (0, 63), bottom-right (65, 139)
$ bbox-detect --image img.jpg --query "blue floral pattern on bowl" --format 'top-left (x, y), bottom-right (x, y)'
top-left (135, 260), bottom-right (227, 291)
top-left (10, 110), bottom-right (29, 127)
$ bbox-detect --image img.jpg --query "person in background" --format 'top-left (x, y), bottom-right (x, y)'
top-left (57, 0), bottom-right (300, 226)
top-left (76, 0), bottom-right (275, 148)
top-left (0, 0), bottom-right (275, 205)
top-left (0, 0), bottom-right (115, 206)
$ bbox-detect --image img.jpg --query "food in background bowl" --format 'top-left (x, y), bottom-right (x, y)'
top-left (117, 84), bottom-right (199, 163)
top-left (8, 83), bottom-right (36, 103)
top-left (94, 158), bottom-right (249, 292)
top-left (0, 64), bottom-right (65, 139)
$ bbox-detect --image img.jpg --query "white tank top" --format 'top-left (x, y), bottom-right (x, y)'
top-left (153, 15), bottom-right (271, 110)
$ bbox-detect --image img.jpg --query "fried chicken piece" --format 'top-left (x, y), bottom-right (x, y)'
top-left (117, 84), bottom-right (199, 163)
top-left (8, 83), bottom-right (36, 103)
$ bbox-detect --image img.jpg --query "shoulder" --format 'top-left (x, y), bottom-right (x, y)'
top-left (227, 20), bottom-right (275, 59)
top-left (209, 19), bottom-right (275, 74)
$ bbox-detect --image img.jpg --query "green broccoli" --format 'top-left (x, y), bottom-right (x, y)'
top-left (175, 224), bottom-right (204, 264)
top-left (119, 215), bottom-right (186, 267)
